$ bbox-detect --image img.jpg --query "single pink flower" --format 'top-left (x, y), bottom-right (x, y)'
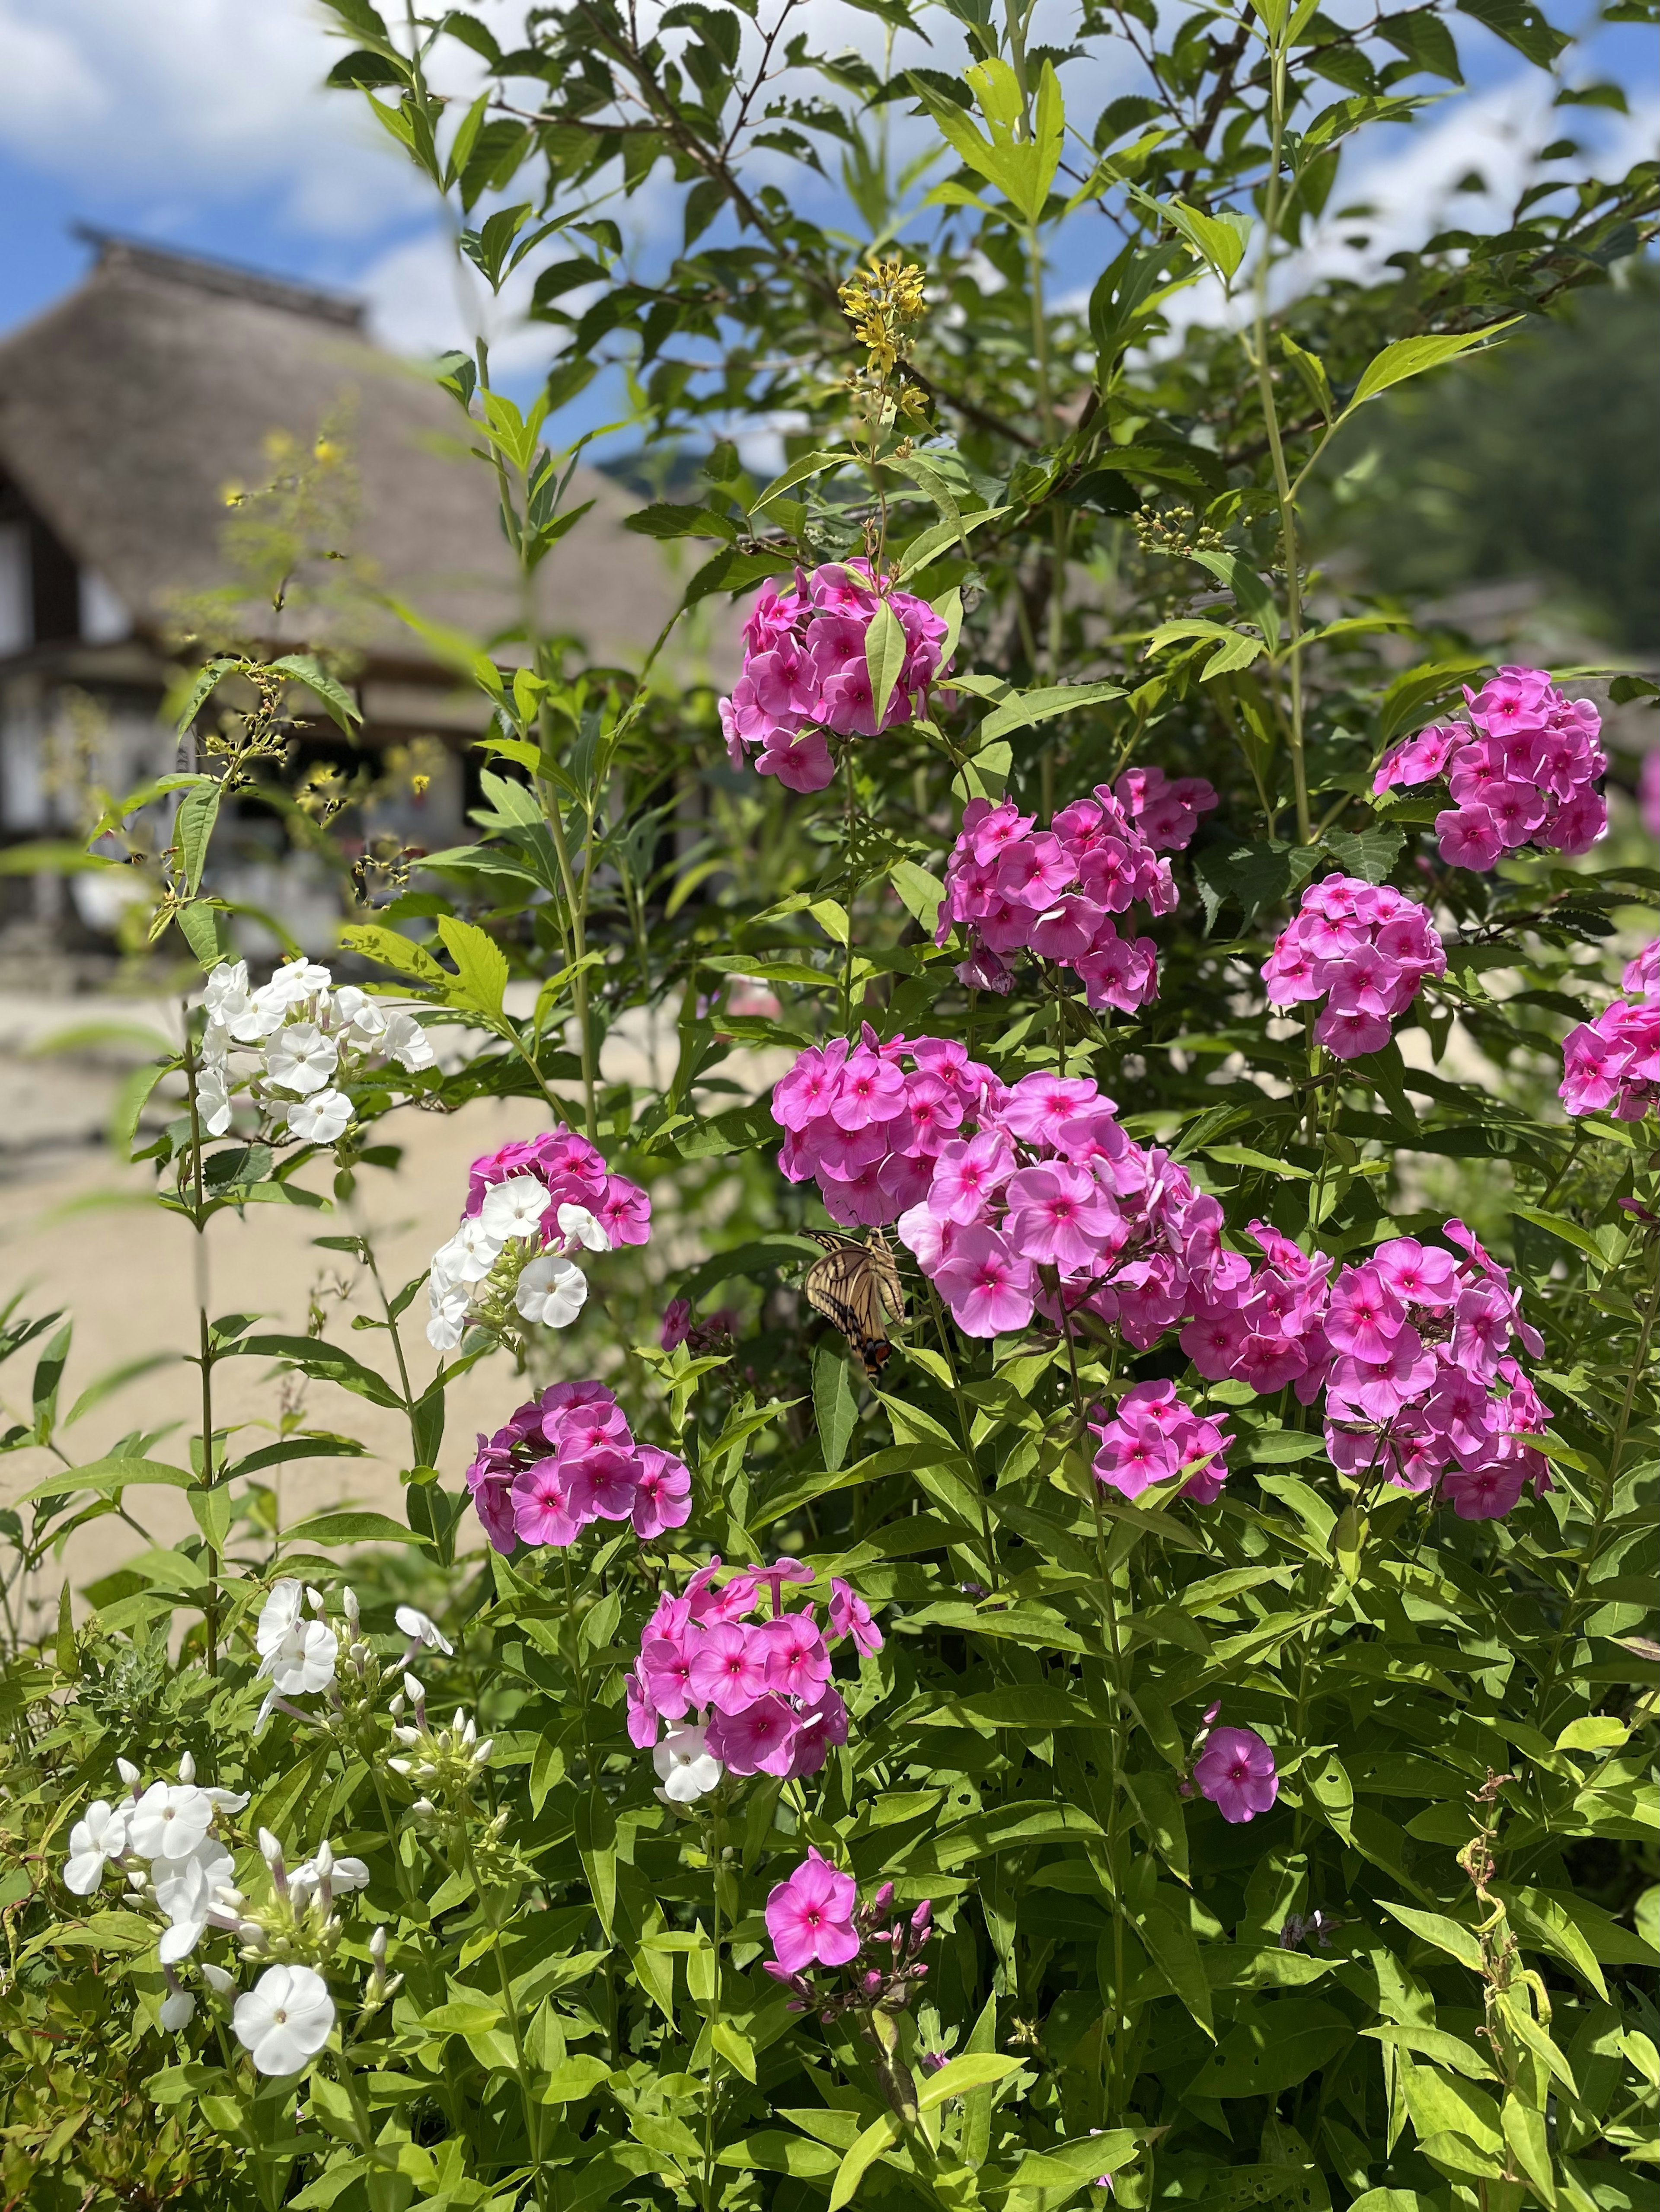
top-left (510, 1459), bottom-right (585, 1547)
top-left (1194, 1726), bottom-right (1278, 1824)
top-left (709, 1692), bottom-right (801, 1777)
top-left (688, 1623), bottom-right (770, 1715)
top-left (631, 1448), bottom-right (693, 1538)
top-left (764, 1848), bottom-right (861, 1972)
top-left (827, 1577), bottom-right (883, 1656)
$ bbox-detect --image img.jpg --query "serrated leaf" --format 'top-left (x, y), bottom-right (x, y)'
top-left (1347, 322), bottom-right (1520, 411)
top-left (435, 915), bottom-right (509, 1021)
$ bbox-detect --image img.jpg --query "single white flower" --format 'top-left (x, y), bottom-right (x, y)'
top-left (291, 1848), bottom-right (370, 1898)
top-left (63, 1799), bottom-right (128, 1894)
top-left (128, 1783), bottom-right (215, 1864)
top-left (653, 1721), bottom-right (723, 1805)
top-left (395, 1606), bottom-right (453, 1656)
top-left (382, 1009), bottom-right (436, 1071)
top-left (152, 1839), bottom-right (234, 1926)
top-left (262, 960), bottom-right (333, 1008)
top-left (160, 1988), bottom-right (196, 2031)
top-left (200, 1018), bottom-right (232, 1067)
top-left (196, 1064), bottom-right (233, 1137)
top-left (479, 1176), bottom-right (552, 1242)
top-left (202, 960), bottom-right (251, 1018)
top-left (204, 962), bottom-right (263, 1042)
top-left (154, 1844), bottom-right (237, 1963)
top-left (556, 1202), bottom-right (610, 1253)
top-left (257, 1580), bottom-right (306, 1658)
top-left (116, 1757), bottom-right (142, 1790)
top-left (515, 1254), bottom-right (588, 1330)
top-left (445, 1216), bottom-right (501, 1284)
top-left (264, 1021), bottom-right (338, 1097)
top-left (201, 1963), bottom-right (235, 1994)
top-left (331, 986), bottom-right (388, 1047)
top-left (426, 1283), bottom-right (470, 1350)
top-left (259, 1619), bottom-right (338, 1697)
top-left (233, 1963), bottom-right (335, 2077)
top-left (286, 1090), bottom-right (354, 1146)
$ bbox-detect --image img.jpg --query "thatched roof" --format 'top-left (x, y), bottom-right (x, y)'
top-left (0, 233), bottom-right (679, 668)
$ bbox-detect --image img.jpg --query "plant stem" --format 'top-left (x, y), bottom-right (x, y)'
top-left (702, 1820), bottom-right (725, 2212)
top-left (183, 1044), bottom-right (220, 1675)
top-left (1248, 29), bottom-right (1312, 848)
top-left (461, 1825), bottom-right (552, 2212)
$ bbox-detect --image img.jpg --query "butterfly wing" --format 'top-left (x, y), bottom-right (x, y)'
top-left (804, 1232), bottom-right (906, 1372)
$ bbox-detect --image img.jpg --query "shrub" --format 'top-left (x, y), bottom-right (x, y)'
top-left (2, 0), bottom-right (1655, 2208)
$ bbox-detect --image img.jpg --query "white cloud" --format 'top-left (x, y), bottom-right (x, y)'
top-left (1133, 73), bottom-right (1659, 347)
top-left (0, 0), bottom-right (426, 237)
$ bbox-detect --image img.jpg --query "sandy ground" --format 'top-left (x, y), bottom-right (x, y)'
top-left (0, 982), bottom-right (781, 1629)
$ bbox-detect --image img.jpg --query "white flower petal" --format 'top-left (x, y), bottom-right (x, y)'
top-left (514, 1254), bottom-right (587, 1330)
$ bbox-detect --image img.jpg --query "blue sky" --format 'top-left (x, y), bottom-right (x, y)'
top-left (0, 0), bottom-right (1650, 455)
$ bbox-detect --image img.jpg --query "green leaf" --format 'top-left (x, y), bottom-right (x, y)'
top-left (1456, 0), bottom-right (1571, 64)
top-left (282, 1509), bottom-right (429, 1548)
top-left (977, 681), bottom-right (1123, 743)
top-left (1162, 197), bottom-right (1254, 283)
top-left (172, 659), bottom-right (239, 738)
top-left (175, 782), bottom-right (223, 900)
top-left (1139, 1893), bottom-right (1215, 2036)
top-left (1501, 2094), bottom-right (1555, 2204)
top-left (864, 597), bottom-right (909, 726)
top-left (813, 1343), bottom-right (859, 1474)
top-left (827, 2112), bottom-right (900, 2211)
top-left (889, 859), bottom-right (946, 934)
top-left (338, 924), bottom-right (447, 986)
top-left (623, 502), bottom-right (738, 542)
top-left (1379, 1902), bottom-right (1484, 1973)
top-left (268, 653), bottom-right (363, 735)
top-left (1347, 322), bottom-right (1520, 412)
top-left (19, 1457), bottom-right (194, 1503)
top-left (917, 2052), bottom-right (1021, 2109)
top-left (1184, 2000), bottom-right (1354, 2097)
top-left (435, 916), bottom-right (509, 1021)
top-left (233, 1334), bottom-right (406, 1411)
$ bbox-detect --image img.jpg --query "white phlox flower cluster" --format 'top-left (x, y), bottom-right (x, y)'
top-left (254, 1578), bottom-right (341, 1733)
top-left (64, 1750), bottom-right (251, 1970)
top-left (61, 1750), bottom-right (390, 2077)
top-left (427, 1181), bottom-right (610, 1351)
top-left (195, 958), bottom-right (436, 1146)
top-left (252, 1580), bottom-right (456, 1740)
top-left (387, 1672), bottom-right (494, 1787)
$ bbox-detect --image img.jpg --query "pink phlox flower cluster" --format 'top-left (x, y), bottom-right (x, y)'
top-left (772, 1025), bottom-right (1003, 1227)
top-left (1261, 873), bottom-right (1445, 1060)
top-left (763, 1857), bottom-right (934, 2020)
top-left (718, 561), bottom-right (950, 795)
top-left (896, 1069), bottom-right (1234, 1344)
top-left (1184, 1220), bottom-right (1550, 1521)
top-left (1181, 1218), bottom-right (1333, 1398)
top-left (936, 787), bottom-right (1175, 1011)
top-left (464, 1128), bottom-right (651, 1249)
top-left (624, 1558), bottom-right (882, 1787)
top-left (1559, 937), bottom-right (1659, 1121)
top-left (1373, 666), bottom-right (1607, 871)
top-left (464, 1381), bottom-right (691, 1554)
top-left (1088, 1381), bottom-right (1232, 1504)
top-left (1114, 763), bottom-right (1219, 852)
